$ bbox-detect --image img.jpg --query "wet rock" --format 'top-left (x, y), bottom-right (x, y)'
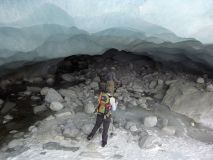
top-left (206, 84), bottom-right (213, 92)
top-left (82, 123), bottom-right (94, 135)
top-left (49, 102), bottom-right (64, 111)
top-left (84, 101), bottom-right (95, 114)
top-left (138, 135), bottom-right (161, 149)
top-left (43, 142), bottom-right (79, 152)
top-left (144, 116), bottom-right (158, 127)
top-left (196, 77), bottom-right (204, 84)
top-left (33, 104), bottom-right (48, 114)
top-left (8, 139), bottom-right (24, 149)
top-left (40, 87), bottom-right (49, 96)
top-left (1, 101), bottom-right (16, 114)
top-left (162, 126), bottom-right (176, 136)
top-left (45, 88), bottom-right (63, 103)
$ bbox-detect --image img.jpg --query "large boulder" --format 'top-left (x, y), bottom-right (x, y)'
top-left (45, 88), bottom-right (63, 103)
top-left (163, 80), bottom-right (213, 129)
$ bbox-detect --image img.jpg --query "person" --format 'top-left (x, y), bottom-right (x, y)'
top-left (87, 89), bottom-right (118, 147)
top-left (106, 67), bottom-right (120, 96)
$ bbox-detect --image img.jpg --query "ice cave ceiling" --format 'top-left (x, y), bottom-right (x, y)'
top-left (0, 0), bottom-right (213, 70)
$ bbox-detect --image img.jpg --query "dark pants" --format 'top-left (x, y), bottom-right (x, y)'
top-left (89, 114), bottom-right (111, 144)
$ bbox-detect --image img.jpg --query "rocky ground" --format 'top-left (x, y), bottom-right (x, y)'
top-left (0, 49), bottom-right (213, 159)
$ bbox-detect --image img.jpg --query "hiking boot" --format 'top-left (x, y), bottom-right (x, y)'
top-left (87, 134), bottom-right (93, 141)
top-left (101, 141), bottom-right (107, 147)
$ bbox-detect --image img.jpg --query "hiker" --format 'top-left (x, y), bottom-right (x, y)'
top-left (87, 89), bottom-right (118, 147)
top-left (106, 67), bottom-right (120, 96)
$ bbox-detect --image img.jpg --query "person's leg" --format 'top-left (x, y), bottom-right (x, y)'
top-left (87, 114), bottom-right (103, 140)
top-left (102, 117), bottom-right (111, 146)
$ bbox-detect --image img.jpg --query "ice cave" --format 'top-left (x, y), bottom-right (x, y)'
top-left (0, 0), bottom-right (213, 160)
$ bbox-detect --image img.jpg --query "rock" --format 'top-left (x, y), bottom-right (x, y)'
top-left (4, 114), bottom-right (13, 120)
top-left (82, 123), bottom-right (94, 135)
top-left (59, 89), bottom-right (77, 98)
top-left (163, 80), bottom-right (213, 129)
top-left (27, 86), bottom-right (41, 93)
top-left (1, 101), bottom-right (16, 114)
top-left (13, 132), bottom-right (24, 138)
top-left (138, 135), bottom-right (161, 149)
top-left (90, 82), bottom-right (99, 90)
top-left (0, 79), bottom-right (11, 89)
top-left (28, 126), bottom-right (38, 133)
top-left (23, 91), bottom-right (32, 96)
top-left (8, 139), bottom-right (24, 149)
top-left (45, 115), bottom-right (55, 121)
top-left (63, 127), bottom-right (80, 138)
top-left (45, 88), bottom-right (63, 103)
top-left (9, 130), bottom-right (18, 134)
top-left (46, 78), bottom-right (55, 85)
top-left (130, 125), bottom-right (138, 132)
top-left (149, 80), bottom-right (157, 89)
top-left (61, 74), bottom-right (75, 82)
top-left (25, 77), bottom-right (43, 84)
top-left (31, 96), bottom-right (40, 101)
top-left (49, 102), bottom-right (64, 111)
top-left (165, 80), bottom-right (177, 85)
top-left (55, 111), bottom-right (74, 118)
top-left (162, 126), bottom-right (176, 136)
top-left (125, 121), bottom-right (135, 130)
top-left (196, 77), bottom-right (205, 84)
top-left (113, 154), bottom-right (123, 159)
top-left (43, 142), bottom-right (79, 152)
top-left (132, 79), bottom-right (144, 92)
top-left (144, 116), bottom-right (158, 127)
top-left (33, 104), bottom-right (48, 114)
top-left (93, 76), bottom-right (101, 83)
top-left (0, 99), bottom-right (4, 106)
top-left (84, 101), bottom-right (95, 114)
top-left (40, 87), bottom-right (49, 96)
top-left (206, 84), bottom-right (213, 92)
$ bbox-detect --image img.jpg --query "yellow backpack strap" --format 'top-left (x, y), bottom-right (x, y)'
top-left (98, 92), bottom-right (102, 105)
